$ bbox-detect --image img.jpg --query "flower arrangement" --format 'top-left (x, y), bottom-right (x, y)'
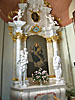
top-left (32, 68), bottom-right (49, 83)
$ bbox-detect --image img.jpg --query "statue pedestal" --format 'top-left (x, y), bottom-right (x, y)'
top-left (10, 78), bottom-right (66, 100)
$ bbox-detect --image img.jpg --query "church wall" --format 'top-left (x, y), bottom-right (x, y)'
top-left (60, 23), bottom-right (75, 86)
top-left (2, 22), bottom-right (13, 100)
top-left (65, 23), bottom-right (75, 85)
top-left (0, 18), bottom-right (4, 97)
top-left (0, 18), bottom-right (13, 100)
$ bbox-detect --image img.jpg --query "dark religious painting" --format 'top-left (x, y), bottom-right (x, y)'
top-left (27, 35), bottom-right (49, 77)
top-left (31, 12), bottom-right (40, 22)
top-left (73, 11), bottom-right (75, 32)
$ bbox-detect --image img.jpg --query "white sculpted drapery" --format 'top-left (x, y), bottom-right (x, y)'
top-left (53, 40), bottom-right (62, 83)
top-left (17, 48), bottom-right (28, 86)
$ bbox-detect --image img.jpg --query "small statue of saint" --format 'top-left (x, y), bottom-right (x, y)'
top-left (45, 14), bottom-right (59, 27)
top-left (53, 55), bottom-right (62, 82)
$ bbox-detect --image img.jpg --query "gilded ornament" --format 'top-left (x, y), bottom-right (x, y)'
top-left (52, 35), bottom-right (60, 42)
top-left (30, 24), bottom-right (42, 33)
top-left (46, 38), bottom-right (52, 43)
top-left (8, 10), bottom-right (18, 20)
top-left (48, 75), bottom-right (56, 78)
top-left (12, 78), bottom-right (19, 81)
top-left (20, 0), bottom-right (27, 3)
top-left (46, 31), bottom-right (62, 43)
top-left (54, 16), bottom-right (61, 23)
top-left (57, 31), bottom-right (62, 36)
top-left (29, 9), bottom-right (41, 14)
top-left (16, 32), bottom-right (21, 38)
top-left (9, 31), bottom-right (28, 42)
top-left (44, 0), bottom-right (51, 8)
top-left (8, 26), bottom-right (13, 32)
top-left (9, 32), bottom-right (13, 37)
top-left (20, 34), bottom-right (28, 42)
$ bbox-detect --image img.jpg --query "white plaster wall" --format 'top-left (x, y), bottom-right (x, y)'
top-left (0, 18), bottom-right (4, 97)
top-left (65, 23), bottom-right (75, 85)
top-left (60, 27), bottom-right (73, 86)
top-left (60, 23), bottom-right (75, 86)
top-left (0, 18), bottom-right (13, 100)
top-left (2, 22), bottom-right (13, 100)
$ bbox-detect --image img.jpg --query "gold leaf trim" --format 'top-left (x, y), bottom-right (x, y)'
top-left (46, 32), bottom-right (62, 43)
top-left (44, 0), bottom-right (52, 8)
top-left (20, 0), bottom-right (27, 3)
top-left (12, 78), bottom-right (19, 81)
top-left (46, 38), bottom-right (52, 43)
top-left (30, 24), bottom-right (42, 33)
top-left (9, 31), bottom-right (28, 42)
top-left (8, 10), bottom-right (18, 20)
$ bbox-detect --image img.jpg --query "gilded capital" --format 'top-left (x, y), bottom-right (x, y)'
top-left (46, 38), bottom-right (52, 43)
top-left (9, 31), bottom-right (28, 42)
top-left (8, 26), bottom-right (13, 32)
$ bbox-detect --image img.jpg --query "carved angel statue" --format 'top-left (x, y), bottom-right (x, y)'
top-left (13, 9), bottom-right (24, 21)
top-left (53, 55), bottom-right (62, 82)
top-left (17, 48), bottom-right (28, 86)
top-left (45, 14), bottom-right (59, 26)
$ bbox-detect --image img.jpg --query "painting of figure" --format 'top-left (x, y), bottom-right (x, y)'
top-left (31, 12), bottom-right (40, 22)
top-left (30, 42), bottom-right (44, 68)
top-left (26, 35), bottom-right (49, 77)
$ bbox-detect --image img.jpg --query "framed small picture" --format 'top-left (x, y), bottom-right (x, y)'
top-left (31, 12), bottom-right (40, 22)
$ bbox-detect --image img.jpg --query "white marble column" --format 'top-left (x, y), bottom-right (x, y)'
top-left (16, 38), bottom-right (21, 79)
top-left (46, 39), bottom-right (54, 75)
top-left (24, 38), bottom-right (28, 80)
top-left (53, 40), bottom-right (58, 56)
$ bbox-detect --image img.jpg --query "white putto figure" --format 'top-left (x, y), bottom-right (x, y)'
top-left (17, 48), bottom-right (28, 87)
top-left (13, 9), bottom-right (24, 21)
top-left (53, 54), bottom-right (62, 82)
top-left (46, 14), bottom-right (59, 27)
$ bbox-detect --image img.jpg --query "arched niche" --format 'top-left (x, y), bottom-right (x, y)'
top-left (26, 35), bottom-right (49, 77)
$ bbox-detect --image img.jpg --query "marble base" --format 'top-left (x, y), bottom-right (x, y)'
top-left (10, 78), bottom-right (67, 100)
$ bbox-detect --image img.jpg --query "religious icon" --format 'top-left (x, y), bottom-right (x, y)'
top-left (31, 12), bottom-right (40, 22)
top-left (30, 43), bottom-right (44, 68)
top-left (26, 35), bottom-right (49, 77)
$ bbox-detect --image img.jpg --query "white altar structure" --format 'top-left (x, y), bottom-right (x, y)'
top-left (8, 0), bottom-right (66, 100)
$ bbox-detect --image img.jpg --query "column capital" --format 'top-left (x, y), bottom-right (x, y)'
top-left (8, 26), bottom-right (13, 32)
top-left (46, 37), bottom-right (52, 43)
top-left (9, 32), bottom-right (28, 42)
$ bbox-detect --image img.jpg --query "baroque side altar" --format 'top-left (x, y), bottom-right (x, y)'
top-left (8, 0), bottom-right (66, 100)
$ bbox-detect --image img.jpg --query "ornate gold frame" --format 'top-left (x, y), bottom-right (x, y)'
top-left (31, 12), bottom-right (40, 22)
top-left (29, 11), bottom-right (40, 22)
